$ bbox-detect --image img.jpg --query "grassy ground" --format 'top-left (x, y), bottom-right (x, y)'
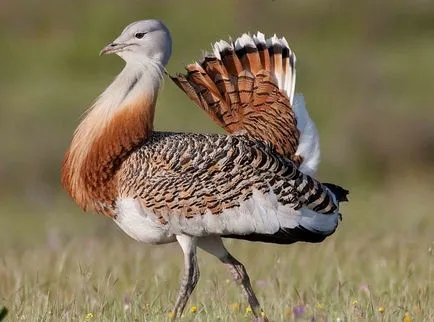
top-left (1, 176), bottom-right (433, 321)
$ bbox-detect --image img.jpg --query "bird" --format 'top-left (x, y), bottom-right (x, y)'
top-left (61, 19), bottom-right (349, 320)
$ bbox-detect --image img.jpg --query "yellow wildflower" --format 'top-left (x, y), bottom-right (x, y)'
top-left (284, 307), bottom-right (292, 317)
top-left (230, 303), bottom-right (240, 312)
top-left (351, 298), bottom-right (358, 305)
top-left (190, 306), bottom-right (198, 314)
top-left (403, 312), bottom-right (412, 322)
top-left (261, 311), bottom-right (267, 318)
top-left (378, 306), bottom-right (385, 314)
top-left (167, 311), bottom-right (175, 319)
top-left (245, 306), bottom-right (252, 315)
top-left (84, 313), bottom-right (94, 321)
top-left (316, 303), bottom-right (325, 310)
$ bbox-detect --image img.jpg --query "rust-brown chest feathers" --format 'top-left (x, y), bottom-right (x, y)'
top-left (61, 95), bottom-right (155, 216)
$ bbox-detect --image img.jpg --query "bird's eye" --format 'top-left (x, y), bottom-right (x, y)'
top-left (135, 32), bottom-right (146, 39)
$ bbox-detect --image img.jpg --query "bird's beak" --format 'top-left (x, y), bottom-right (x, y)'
top-left (99, 43), bottom-right (125, 56)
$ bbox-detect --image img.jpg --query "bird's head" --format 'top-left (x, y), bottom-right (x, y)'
top-left (100, 19), bottom-right (172, 67)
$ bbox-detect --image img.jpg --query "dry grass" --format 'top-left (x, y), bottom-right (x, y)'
top-left (1, 177), bottom-right (433, 321)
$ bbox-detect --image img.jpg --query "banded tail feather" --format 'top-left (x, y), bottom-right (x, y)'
top-left (171, 32), bottom-right (320, 176)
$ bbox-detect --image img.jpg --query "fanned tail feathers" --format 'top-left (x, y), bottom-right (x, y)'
top-left (171, 32), bottom-right (319, 173)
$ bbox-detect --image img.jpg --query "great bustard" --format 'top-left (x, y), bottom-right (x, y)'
top-left (61, 19), bottom-right (349, 320)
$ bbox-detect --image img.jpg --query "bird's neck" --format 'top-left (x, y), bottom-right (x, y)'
top-left (61, 62), bottom-right (163, 216)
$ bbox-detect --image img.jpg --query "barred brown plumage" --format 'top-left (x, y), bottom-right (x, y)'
top-left (61, 19), bottom-right (348, 320)
top-left (119, 132), bottom-right (337, 217)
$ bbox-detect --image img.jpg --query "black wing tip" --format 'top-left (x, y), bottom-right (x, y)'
top-left (323, 183), bottom-right (349, 203)
top-left (223, 225), bottom-right (335, 245)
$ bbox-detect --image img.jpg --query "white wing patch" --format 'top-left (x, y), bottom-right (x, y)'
top-left (115, 190), bottom-right (338, 244)
top-left (293, 94), bottom-right (321, 176)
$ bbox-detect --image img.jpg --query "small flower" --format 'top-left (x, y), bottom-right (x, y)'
top-left (225, 279), bottom-right (231, 284)
top-left (351, 298), bottom-right (358, 306)
top-left (168, 311), bottom-right (175, 319)
top-left (336, 318), bottom-right (342, 322)
top-left (359, 283), bottom-right (370, 295)
top-left (261, 311), bottom-right (267, 318)
top-left (245, 306), bottom-right (252, 315)
top-left (378, 306), bottom-right (385, 314)
top-left (293, 305), bottom-right (306, 317)
top-left (316, 303), bottom-right (325, 310)
top-left (84, 313), bottom-right (94, 321)
top-left (123, 294), bottom-right (131, 311)
top-left (230, 303), bottom-right (240, 312)
top-left (190, 306), bottom-right (198, 314)
top-left (403, 312), bottom-right (412, 322)
top-left (284, 307), bottom-right (292, 317)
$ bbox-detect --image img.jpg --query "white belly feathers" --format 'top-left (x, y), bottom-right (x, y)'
top-left (114, 189), bottom-right (339, 244)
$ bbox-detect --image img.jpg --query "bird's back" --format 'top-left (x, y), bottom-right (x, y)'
top-left (115, 131), bottom-right (340, 244)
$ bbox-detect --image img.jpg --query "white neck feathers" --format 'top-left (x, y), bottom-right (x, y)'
top-left (98, 61), bottom-right (163, 111)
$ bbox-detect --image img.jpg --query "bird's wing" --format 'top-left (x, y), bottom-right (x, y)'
top-left (171, 33), bottom-right (304, 165)
top-left (119, 133), bottom-right (337, 239)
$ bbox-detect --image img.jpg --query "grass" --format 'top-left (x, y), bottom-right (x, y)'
top-left (1, 176), bottom-right (433, 321)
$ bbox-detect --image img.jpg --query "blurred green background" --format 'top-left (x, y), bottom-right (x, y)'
top-left (1, 0), bottom-right (434, 241)
top-left (0, 0), bottom-right (433, 254)
top-left (1, 0), bottom-right (434, 320)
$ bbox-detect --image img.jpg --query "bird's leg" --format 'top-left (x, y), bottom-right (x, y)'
top-left (172, 234), bottom-right (199, 318)
top-left (222, 253), bottom-right (263, 317)
top-left (198, 236), bottom-right (266, 321)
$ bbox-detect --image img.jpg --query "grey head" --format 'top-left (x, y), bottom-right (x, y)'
top-left (100, 19), bottom-right (172, 66)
